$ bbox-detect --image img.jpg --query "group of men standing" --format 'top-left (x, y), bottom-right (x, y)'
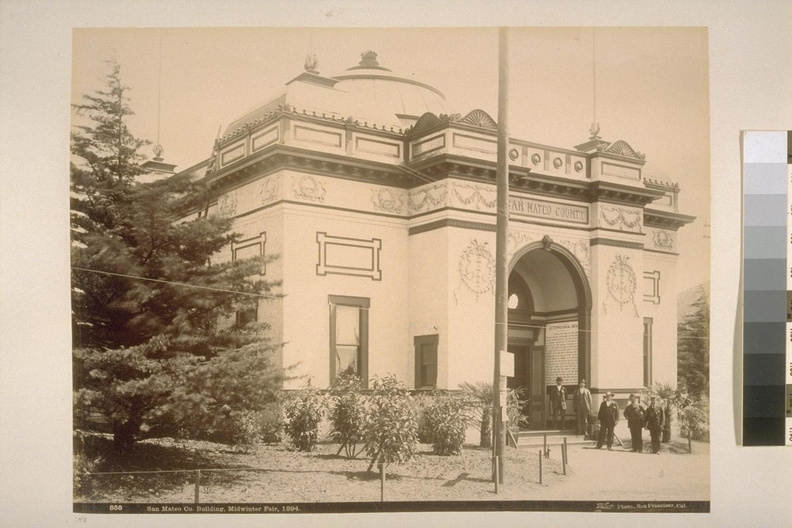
top-left (550, 377), bottom-right (666, 453)
top-left (624, 393), bottom-right (665, 454)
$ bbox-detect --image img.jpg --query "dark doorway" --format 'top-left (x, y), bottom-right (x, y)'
top-left (506, 343), bottom-right (545, 428)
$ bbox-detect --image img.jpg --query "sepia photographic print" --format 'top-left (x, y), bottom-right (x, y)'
top-left (70, 26), bottom-right (711, 514)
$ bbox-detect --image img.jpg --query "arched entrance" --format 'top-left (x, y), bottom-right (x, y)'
top-left (507, 238), bottom-right (591, 430)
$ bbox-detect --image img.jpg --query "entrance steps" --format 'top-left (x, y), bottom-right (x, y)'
top-left (507, 429), bottom-right (597, 449)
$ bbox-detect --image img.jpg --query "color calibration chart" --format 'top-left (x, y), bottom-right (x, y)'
top-left (742, 130), bottom-right (792, 446)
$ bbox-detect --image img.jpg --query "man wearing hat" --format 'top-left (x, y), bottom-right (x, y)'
top-left (550, 376), bottom-right (567, 429)
top-left (624, 393), bottom-right (646, 452)
top-left (644, 395), bottom-right (665, 454)
top-left (573, 379), bottom-right (593, 436)
top-left (596, 392), bottom-right (619, 449)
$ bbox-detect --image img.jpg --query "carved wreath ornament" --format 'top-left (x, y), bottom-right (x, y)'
top-left (371, 187), bottom-right (403, 214)
top-left (218, 191), bottom-right (238, 217)
top-left (458, 239), bottom-right (495, 299)
top-left (605, 254), bottom-right (638, 316)
top-left (258, 176), bottom-right (279, 205)
top-left (653, 229), bottom-right (674, 251)
top-left (292, 175), bottom-right (326, 203)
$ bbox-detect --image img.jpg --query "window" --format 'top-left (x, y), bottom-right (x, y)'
top-left (236, 304), bottom-right (258, 326)
top-left (329, 295), bottom-right (369, 387)
top-left (414, 334), bottom-right (439, 389)
top-left (643, 317), bottom-right (653, 387)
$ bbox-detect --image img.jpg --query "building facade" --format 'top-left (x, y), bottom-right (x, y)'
top-left (180, 51), bottom-right (694, 428)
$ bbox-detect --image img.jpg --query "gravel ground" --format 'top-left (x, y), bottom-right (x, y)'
top-left (76, 432), bottom-right (708, 504)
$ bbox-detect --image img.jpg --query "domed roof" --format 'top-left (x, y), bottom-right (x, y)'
top-left (331, 51), bottom-right (448, 127)
top-left (222, 51), bottom-right (448, 136)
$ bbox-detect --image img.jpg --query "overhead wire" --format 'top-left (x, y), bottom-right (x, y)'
top-left (71, 266), bottom-right (281, 299)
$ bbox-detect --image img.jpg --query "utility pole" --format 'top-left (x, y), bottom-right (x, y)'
top-left (492, 26), bottom-right (509, 487)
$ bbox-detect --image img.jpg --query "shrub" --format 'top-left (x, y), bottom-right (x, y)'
top-left (421, 391), bottom-right (470, 455)
top-left (363, 375), bottom-right (418, 472)
top-left (415, 393), bottom-right (435, 444)
top-left (283, 386), bottom-right (327, 451)
top-left (228, 410), bottom-right (262, 452)
top-left (73, 452), bottom-right (104, 497)
top-left (678, 395), bottom-right (709, 442)
top-left (257, 402), bottom-right (283, 444)
top-left (328, 373), bottom-right (366, 458)
top-left (459, 382), bottom-right (529, 446)
top-left (650, 382), bottom-right (710, 443)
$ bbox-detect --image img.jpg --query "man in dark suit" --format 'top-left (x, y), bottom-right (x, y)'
top-left (623, 393), bottom-right (646, 452)
top-left (644, 395), bottom-right (665, 454)
top-left (573, 379), bottom-right (593, 436)
top-left (596, 392), bottom-right (619, 450)
top-left (550, 376), bottom-right (567, 429)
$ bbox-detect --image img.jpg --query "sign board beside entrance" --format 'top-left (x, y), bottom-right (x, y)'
top-left (500, 350), bottom-right (514, 378)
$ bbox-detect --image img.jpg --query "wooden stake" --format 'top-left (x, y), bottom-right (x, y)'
top-left (561, 439), bottom-right (566, 475)
top-left (539, 450), bottom-right (543, 485)
top-left (194, 470), bottom-right (200, 505)
top-left (380, 462), bottom-right (385, 502)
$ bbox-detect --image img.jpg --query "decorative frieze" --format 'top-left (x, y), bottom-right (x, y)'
top-left (599, 206), bottom-right (642, 232)
top-left (409, 182), bottom-right (447, 213)
top-left (451, 181), bottom-right (496, 211)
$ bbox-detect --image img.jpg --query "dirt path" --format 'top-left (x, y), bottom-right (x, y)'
top-left (524, 441), bottom-right (710, 502)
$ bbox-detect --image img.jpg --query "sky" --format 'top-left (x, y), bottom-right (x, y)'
top-left (71, 27), bottom-right (710, 292)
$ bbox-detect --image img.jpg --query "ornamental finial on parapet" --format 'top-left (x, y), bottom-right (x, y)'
top-left (589, 122), bottom-right (601, 140)
top-left (359, 50), bottom-right (379, 68)
top-left (304, 53), bottom-right (319, 73)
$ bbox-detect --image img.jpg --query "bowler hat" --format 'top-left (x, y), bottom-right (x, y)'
top-left (556, 376), bottom-right (563, 383)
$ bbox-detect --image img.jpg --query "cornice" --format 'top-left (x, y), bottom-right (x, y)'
top-left (591, 237), bottom-right (644, 250)
top-left (644, 208), bottom-right (696, 230)
top-left (204, 145), bottom-right (415, 191)
top-left (408, 218), bottom-right (495, 236)
top-left (200, 145), bottom-right (691, 223)
top-left (592, 181), bottom-right (665, 207)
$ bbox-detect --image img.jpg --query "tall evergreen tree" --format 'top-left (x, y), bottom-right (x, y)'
top-left (71, 62), bottom-right (285, 452)
top-left (677, 285), bottom-right (709, 398)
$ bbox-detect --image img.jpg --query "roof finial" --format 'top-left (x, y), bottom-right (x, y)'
top-left (304, 53), bottom-right (319, 73)
top-left (359, 50), bottom-right (379, 68)
top-left (589, 122), bottom-right (601, 140)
